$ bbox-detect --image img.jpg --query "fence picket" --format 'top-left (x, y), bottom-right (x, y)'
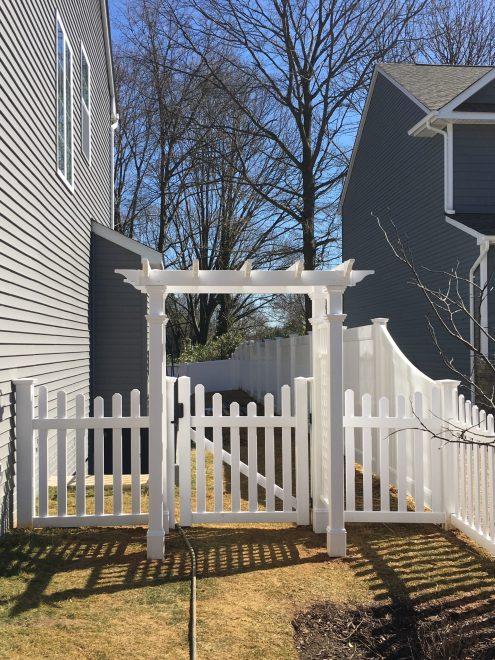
top-left (129, 390), bottom-right (141, 514)
top-left (378, 397), bottom-right (390, 512)
top-left (195, 385), bottom-right (206, 513)
top-left (413, 392), bottom-right (424, 512)
top-left (264, 395), bottom-right (275, 512)
top-left (94, 396), bottom-right (104, 516)
top-left (213, 393), bottom-right (223, 513)
top-left (38, 386), bottom-right (48, 517)
top-left (345, 390), bottom-right (355, 511)
top-left (362, 394), bottom-right (373, 512)
top-left (281, 385), bottom-right (292, 511)
top-left (75, 393), bottom-right (86, 516)
top-left (480, 410), bottom-right (488, 535)
top-left (430, 387), bottom-right (443, 514)
top-left (57, 391), bottom-right (67, 517)
top-left (397, 395), bottom-right (407, 512)
top-left (247, 401), bottom-right (258, 513)
top-left (230, 402), bottom-right (241, 513)
top-left (112, 394), bottom-right (123, 516)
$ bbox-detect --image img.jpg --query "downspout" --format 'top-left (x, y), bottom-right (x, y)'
top-left (426, 119), bottom-right (454, 214)
top-left (469, 240), bottom-right (490, 380)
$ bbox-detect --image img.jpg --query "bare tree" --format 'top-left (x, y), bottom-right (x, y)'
top-left (419, 0), bottom-right (495, 65)
top-left (171, 0), bottom-right (425, 327)
top-left (377, 216), bottom-right (495, 411)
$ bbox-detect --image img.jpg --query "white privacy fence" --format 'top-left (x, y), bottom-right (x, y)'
top-left (175, 318), bottom-right (442, 413)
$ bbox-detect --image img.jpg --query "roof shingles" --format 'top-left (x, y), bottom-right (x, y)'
top-left (379, 63), bottom-right (493, 111)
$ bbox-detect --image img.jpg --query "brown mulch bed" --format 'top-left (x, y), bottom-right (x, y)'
top-left (293, 600), bottom-right (495, 659)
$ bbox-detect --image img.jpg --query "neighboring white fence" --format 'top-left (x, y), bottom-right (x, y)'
top-left (175, 318), bottom-right (442, 412)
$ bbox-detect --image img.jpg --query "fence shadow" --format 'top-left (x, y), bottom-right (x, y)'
top-left (1, 524), bottom-right (325, 617)
top-left (346, 523), bottom-right (495, 654)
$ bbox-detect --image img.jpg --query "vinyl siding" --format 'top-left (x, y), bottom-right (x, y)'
top-left (453, 125), bottom-right (495, 213)
top-left (0, 0), bottom-right (113, 532)
top-left (457, 78), bottom-right (495, 107)
top-left (342, 72), bottom-right (478, 381)
top-left (90, 233), bottom-right (148, 417)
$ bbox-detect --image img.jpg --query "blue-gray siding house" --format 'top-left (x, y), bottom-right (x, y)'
top-left (0, 0), bottom-right (160, 533)
top-left (341, 63), bottom-right (495, 386)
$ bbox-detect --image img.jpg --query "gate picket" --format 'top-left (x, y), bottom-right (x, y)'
top-left (247, 402), bottom-right (258, 513)
top-left (264, 394), bottom-right (275, 513)
top-left (213, 393), bottom-right (223, 512)
top-left (281, 385), bottom-right (292, 511)
top-left (230, 402), bottom-right (241, 513)
top-left (178, 376), bottom-right (192, 526)
top-left (195, 385), bottom-right (206, 513)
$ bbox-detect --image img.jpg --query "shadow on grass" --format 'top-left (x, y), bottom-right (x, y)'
top-left (346, 523), bottom-right (495, 655)
top-left (0, 525), bottom-right (325, 618)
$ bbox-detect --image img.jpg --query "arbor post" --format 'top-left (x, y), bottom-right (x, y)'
top-left (326, 289), bottom-right (347, 557)
top-left (309, 291), bottom-right (327, 533)
top-left (146, 289), bottom-right (168, 560)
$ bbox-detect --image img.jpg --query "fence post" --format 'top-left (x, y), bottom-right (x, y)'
top-left (275, 337), bottom-right (283, 413)
top-left (13, 379), bottom-right (35, 528)
top-left (439, 379), bottom-right (460, 528)
top-left (326, 289), bottom-right (347, 557)
top-left (372, 318), bottom-right (389, 401)
top-left (289, 334), bottom-right (297, 408)
top-left (295, 378), bottom-right (310, 525)
top-left (145, 290), bottom-right (168, 560)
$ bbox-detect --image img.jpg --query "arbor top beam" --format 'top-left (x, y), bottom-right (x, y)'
top-left (116, 259), bottom-right (373, 295)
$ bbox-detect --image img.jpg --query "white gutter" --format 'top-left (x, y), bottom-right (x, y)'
top-left (425, 118), bottom-right (455, 214)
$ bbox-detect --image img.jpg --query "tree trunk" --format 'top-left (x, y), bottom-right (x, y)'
top-left (302, 164), bottom-right (316, 332)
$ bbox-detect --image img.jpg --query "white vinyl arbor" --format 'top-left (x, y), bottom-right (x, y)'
top-left (117, 259), bottom-right (372, 559)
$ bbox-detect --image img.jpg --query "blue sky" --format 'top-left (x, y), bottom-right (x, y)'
top-left (107, 0), bottom-right (126, 42)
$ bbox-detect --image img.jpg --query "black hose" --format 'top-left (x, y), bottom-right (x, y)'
top-left (177, 525), bottom-right (197, 660)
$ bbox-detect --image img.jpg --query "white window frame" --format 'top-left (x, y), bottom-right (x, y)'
top-left (56, 13), bottom-right (74, 190)
top-left (80, 41), bottom-right (91, 164)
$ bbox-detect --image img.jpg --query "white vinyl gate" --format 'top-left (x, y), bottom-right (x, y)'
top-left (175, 376), bottom-right (311, 525)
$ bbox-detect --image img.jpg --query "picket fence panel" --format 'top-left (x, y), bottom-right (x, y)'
top-left (343, 389), bottom-right (445, 523)
top-left (450, 393), bottom-right (495, 555)
top-left (29, 386), bottom-right (150, 527)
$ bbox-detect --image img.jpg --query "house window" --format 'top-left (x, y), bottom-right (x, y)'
top-left (56, 16), bottom-right (73, 187)
top-left (80, 44), bottom-right (91, 163)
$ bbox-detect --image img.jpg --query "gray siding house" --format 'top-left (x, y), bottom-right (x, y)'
top-left (0, 0), bottom-right (160, 533)
top-left (341, 63), bottom-right (495, 385)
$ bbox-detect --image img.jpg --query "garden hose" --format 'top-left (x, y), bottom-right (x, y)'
top-left (177, 525), bottom-right (197, 660)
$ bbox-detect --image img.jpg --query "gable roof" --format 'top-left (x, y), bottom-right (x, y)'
top-left (338, 63), bottom-right (495, 214)
top-left (379, 63), bottom-right (493, 111)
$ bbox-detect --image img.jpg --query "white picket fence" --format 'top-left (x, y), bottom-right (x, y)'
top-left (450, 394), bottom-right (495, 554)
top-left (177, 377), bottom-right (310, 525)
top-left (343, 389), bottom-right (445, 523)
top-left (15, 381), bottom-right (151, 529)
top-left (14, 378), bottom-right (495, 559)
